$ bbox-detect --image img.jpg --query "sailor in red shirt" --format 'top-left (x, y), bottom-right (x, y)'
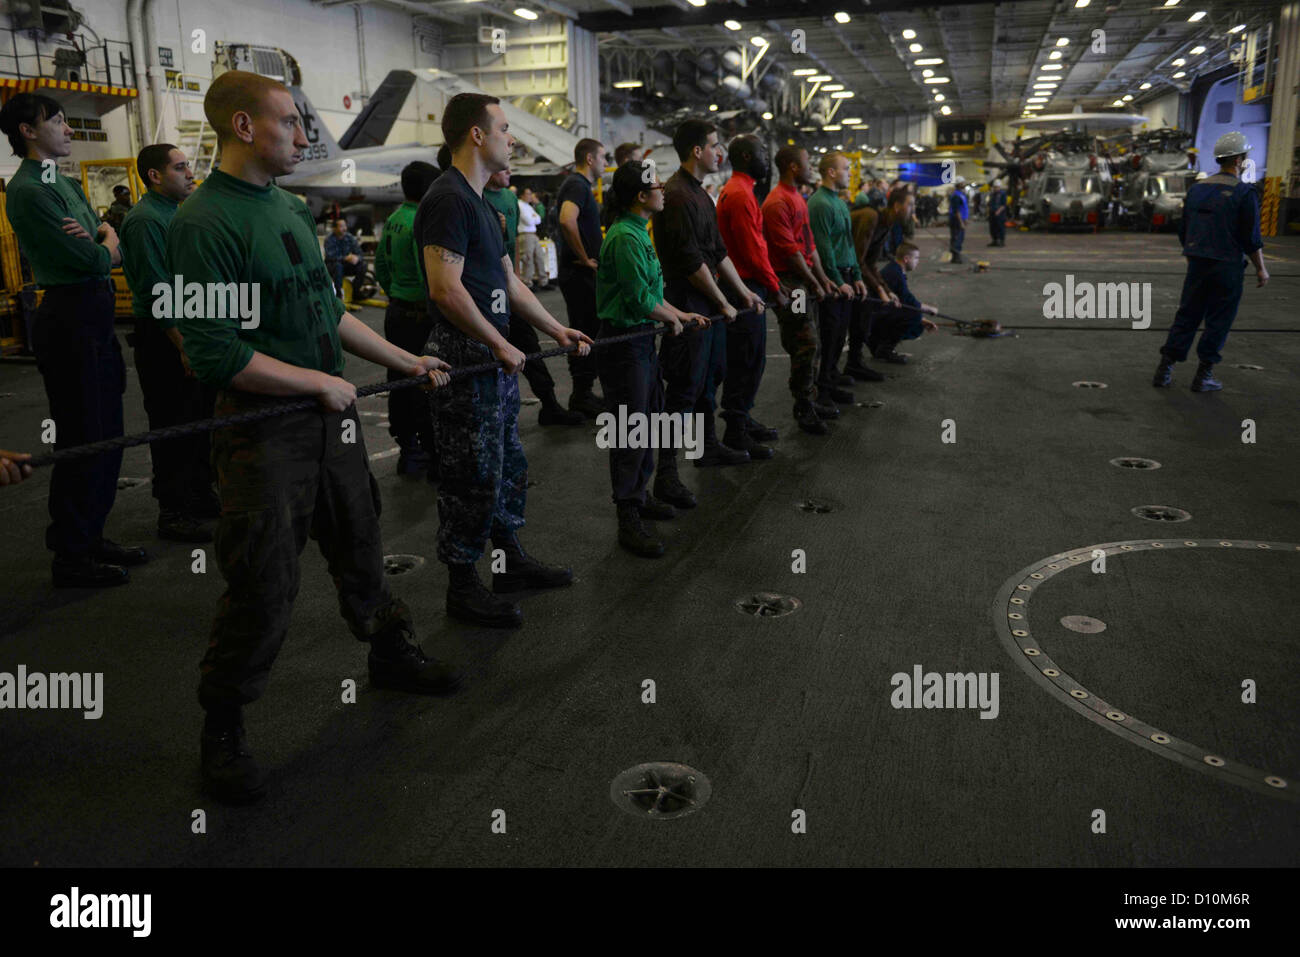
top-left (760, 145), bottom-right (838, 435)
top-left (715, 134), bottom-right (786, 460)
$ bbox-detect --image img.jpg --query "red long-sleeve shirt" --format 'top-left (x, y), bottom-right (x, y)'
top-left (761, 181), bottom-right (815, 280)
top-left (717, 172), bottom-right (781, 296)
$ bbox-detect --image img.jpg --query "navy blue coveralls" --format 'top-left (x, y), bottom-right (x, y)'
top-left (989, 188), bottom-right (1007, 244)
top-left (1160, 175), bottom-right (1262, 365)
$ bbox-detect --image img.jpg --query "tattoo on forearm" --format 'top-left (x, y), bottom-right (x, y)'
top-left (429, 245), bottom-right (464, 265)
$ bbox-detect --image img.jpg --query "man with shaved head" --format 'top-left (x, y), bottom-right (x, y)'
top-left (168, 69), bottom-right (462, 804)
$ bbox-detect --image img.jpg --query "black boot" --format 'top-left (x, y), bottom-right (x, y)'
top-left (638, 494), bottom-right (676, 520)
top-left (93, 539), bottom-right (148, 566)
top-left (569, 385), bottom-right (606, 420)
top-left (722, 413), bottom-right (774, 460)
top-left (1152, 356), bottom-right (1175, 388)
top-left (368, 603), bottom-right (462, 694)
top-left (793, 399), bottom-right (829, 435)
top-left (654, 449), bottom-right (697, 509)
top-left (446, 562), bottom-right (522, 628)
top-left (396, 436), bottom-right (430, 476)
top-left (200, 713), bottom-right (267, 804)
top-left (1191, 360), bottom-right (1222, 392)
top-left (744, 414), bottom-right (779, 442)
top-left (538, 391), bottom-right (585, 426)
top-left (617, 503), bottom-right (665, 558)
top-left (844, 356), bottom-right (885, 382)
top-left (52, 556), bottom-right (129, 588)
top-left (491, 532), bottom-right (573, 593)
top-left (158, 508), bottom-right (213, 543)
top-left (694, 413), bottom-right (750, 467)
top-left (812, 395), bottom-right (841, 419)
top-left (820, 385), bottom-right (855, 404)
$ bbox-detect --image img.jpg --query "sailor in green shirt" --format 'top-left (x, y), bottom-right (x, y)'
top-left (120, 143), bottom-right (217, 545)
top-left (172, 70), bottom-right (461, 805)
top-left (375, 160), bottom-right (440, 477)
top-left (595, 161), bottom-right (708, 559)
top-left (808, 151), bottom-right (869, 407)
top-left (484, 171), bottom-right (518, 265)
top-left (0, 92), bottom-right (146, 589)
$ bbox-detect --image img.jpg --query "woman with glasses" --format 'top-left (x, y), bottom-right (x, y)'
top-left (595, 162), bottom-right (708, 559)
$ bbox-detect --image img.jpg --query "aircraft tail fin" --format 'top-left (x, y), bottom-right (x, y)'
top-left (288, 86), bottom-right (341, 163)
top-left (340, 70), bottom-right (416, 150)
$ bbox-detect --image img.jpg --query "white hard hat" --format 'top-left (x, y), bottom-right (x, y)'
top-left (953, 176), bottom-right (966, 186)
top-left (1213, 131), bottom-right (1252, 160)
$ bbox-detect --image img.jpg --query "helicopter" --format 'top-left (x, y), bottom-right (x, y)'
top-left (1108, 129), bottom-right (1199, 232)
top-left (986, 130), bottom-right (1112, 229)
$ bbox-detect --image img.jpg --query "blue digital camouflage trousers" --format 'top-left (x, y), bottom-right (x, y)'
top-left (427, 320), bottom-right (527, 564)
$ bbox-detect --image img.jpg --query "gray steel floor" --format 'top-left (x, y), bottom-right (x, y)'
top-left (1, 227), bottom-right (1297, 866)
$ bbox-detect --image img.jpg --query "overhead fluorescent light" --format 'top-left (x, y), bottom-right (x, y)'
top-left (834, 12), bottom-right (850, 24)
top-left (841, 117), bottom-right (862, 124)
top-left (909, 43), bottom-right (923, 53)
top-left (824, 124), bottom-right (841, 131)
top-left (1172, 57), bottom-right (1186, 66)
top-left (1035, 77), bottom-right (1060, 84)
top-left (1049, 51), bottom-right (1062, 60)
top-left (1189, 45), bottom-right (1206, 54)
top-left (762, 111), bottom-right (773, 120)
top-left (513, 7), bottom-right (538, 19)
top-left (709, 103), bottom-right (718, 111)
top-left (924, 76), bottom-right (950, 84)
top-left (1228, 23), bottom-right (1245, 33)
top-left (1188, 11), bottom-right (1206, 22)
top-left (1041, 64), bottom-right (1063, 70)
top-left (922, 69), bottom-right (934, 77)
top-left (902, 29), bottom-right (917, 39)
top-left (723, 19), bottom-right (741, 30)
top-left (1139, 81), bottom-right (1152, 89)
top-left (915, 58), bottom-right (944, 66)
top-left (686, 0), bottom-right (706, 6)
top-left (822, 84), bottom-right (845, 91)
top-left (612, 80), bottom-right (642, 89)
top-left (793, 68), bottom-right (818, 76)
top-left (751, 36), bottom-right (768, 47)
top-left (1027, 97), bottom-right (1048, 103)
top-left (1164, 0), bottom-right (1179, 6)
top-left (934, 93), bottom-right (945, 101)
top-left (1056, 37), bottom-right (1069, 46)
top-left (1172, 71), bottom-right (1186, 78)
top-left (1122, 94), bottom-right (1133, 101)
top-left (830, 91), bottom-right (855, 98)
top-left (1112, 99), bottom-right (1125, 106)
top-left (809, 74), bottom-right (832, 82)
top-left (940, 105), bottom-right (952, 115)
top-left (1075, 0), bottom-right (1090, 7)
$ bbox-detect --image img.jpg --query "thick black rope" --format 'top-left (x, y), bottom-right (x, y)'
top-left (26, 311), bottom-right (757, 469)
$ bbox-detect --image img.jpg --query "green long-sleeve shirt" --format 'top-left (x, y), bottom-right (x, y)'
top-left (165, 169), bottom-right (346, 389)
top-left (4, 157), bottom-right (112, 286)
top-left (808, 185), bottom-right (861, 285)
top-left (484, 187), bottom-right (519, 264)
top-left (119, 189), bottom-right (179, 330)
top-left (375, 201), bottom-right (425, 303)
top-left (596, 213), bottom-right (661, 328)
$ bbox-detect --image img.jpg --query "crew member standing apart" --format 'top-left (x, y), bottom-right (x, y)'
top-left (808, 151), bottom-right (869, 409)
top-left (948, 177), bottom-right (968, 264)
top-left (516, 186), bottom-right (547, 290)
top-left (596, 161), bottom-right (708, 559)
top-left (0, 93), bottom-right (145, 588)
top-left (416, 92), bottom-right (591, 629)
top-left (120, 143), bottom-right (218, 544)
top-left (1153, 131), bottom-right (1268, 393)
top-left (169, 71), bottom-right (461, 804)
top-left (324, 218), bottom-right (367, 303)
top-left (762, 144), bottom-right (840, 436)
top-left (556, 137), bottom-right (608, 419)
top-left (375, 160), bottom-right (442, 479)
top-left (988, 184), bottom-right (1007, 247)
top-left (716, 133), bottom-right (785, 460)
top-left (653, 118), bottom-right (764, 492)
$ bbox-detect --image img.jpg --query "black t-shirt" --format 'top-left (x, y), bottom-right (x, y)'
top-left (414, 165), bottom-right (510, 331)
top-left (556, 171), bottom-right (601, 282)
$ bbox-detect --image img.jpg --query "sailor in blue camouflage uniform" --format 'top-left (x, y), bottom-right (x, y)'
top-left (416, 93), bottom-right (591, 628)
top-left (1153, 131), bottom-right (1269, 392)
